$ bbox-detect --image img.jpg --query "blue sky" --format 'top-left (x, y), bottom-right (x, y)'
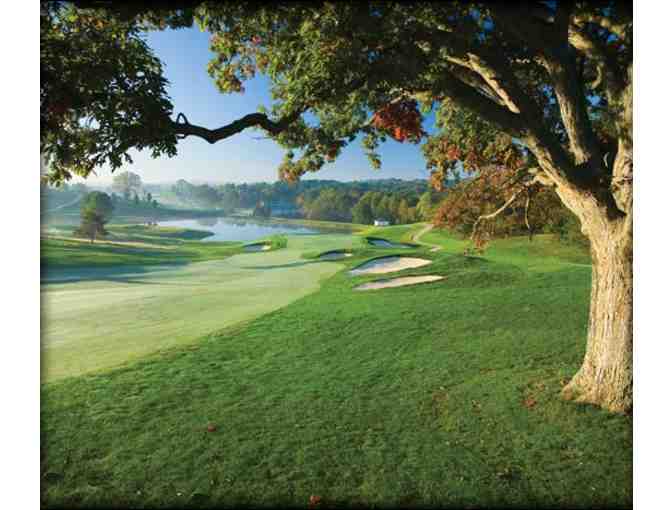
top-left (81, 27), bottom-right (437, 185)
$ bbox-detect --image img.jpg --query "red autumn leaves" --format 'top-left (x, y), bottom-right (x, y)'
top-left (325, 144), bottom-right (339, 162)
top-left (371, 99), bottom-right (425, 143)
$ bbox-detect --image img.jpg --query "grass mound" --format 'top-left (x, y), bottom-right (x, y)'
top-left (365, 236), bottom-right (415, 249)
top-left (317, 250), bottom-right (353, 260)
top-left (41, 224), bottom-right (241, 269)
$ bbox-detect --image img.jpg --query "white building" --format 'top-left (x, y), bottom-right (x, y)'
top-left (373, 219), bottom-right (390, 226)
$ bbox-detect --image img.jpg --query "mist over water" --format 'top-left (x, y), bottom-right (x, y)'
top-left (157, 217), bottom-right (326, 242)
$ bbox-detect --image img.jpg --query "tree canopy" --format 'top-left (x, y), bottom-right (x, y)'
top-left (76, 191), bottom-right (114, 242)
top-left (112, 171), bottom-right (143, 199)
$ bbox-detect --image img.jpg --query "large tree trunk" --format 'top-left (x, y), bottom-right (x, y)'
top-left (561, 223), bottom-right (633, 413)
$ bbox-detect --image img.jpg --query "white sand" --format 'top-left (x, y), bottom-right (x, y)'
top-left (244, 243), bottom-right (272, 252)
top-left (368, 238), bottom-right (411, 248)
top-left (318, 251), bottom-right (353, 260)
top-left (349, 256), bottom-right (432, 275)
top-left (354, 275), bottom-right (444, 291)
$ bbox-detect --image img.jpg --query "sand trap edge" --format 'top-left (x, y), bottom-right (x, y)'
top-left (349, 256), bottom-right (432, 275)
top-left (365, 237), bottom-right (415, 249)
top-left (354, 275), bottom-right (444, 291)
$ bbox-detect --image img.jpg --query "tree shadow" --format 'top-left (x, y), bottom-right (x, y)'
top-left (41, 262), bottom-right (190, 285)
top-left (240, 260), bottom-right (319, 270)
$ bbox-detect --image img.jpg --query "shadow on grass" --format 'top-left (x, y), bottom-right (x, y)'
top-left (240, 260), bottom-right (320, 270)
top-left (41, 262), bottom-right (191, 285)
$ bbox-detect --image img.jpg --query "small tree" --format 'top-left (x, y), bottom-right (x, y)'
top-left (112, 171), bottom-right (143, 199)
top-left (76, 191), bottom-right (114, 243)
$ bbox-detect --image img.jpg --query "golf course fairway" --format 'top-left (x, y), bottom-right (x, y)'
top-left (41, 234), bottom-right (354, 381)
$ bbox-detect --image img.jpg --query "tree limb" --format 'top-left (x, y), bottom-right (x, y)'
top-left (573, 12), bottom-right (629, 40)
top-left (491, 2), bottom-right (610, 190)
top-left (524, 191), bottom-right (532, 233)
top-left (463, 54), bottom-right (522, 114)
top-left (568, 23), bottom-right (623, 100)
top-left (171, 110), bottom-right (304, 144)
top-left (447, 63), bottom-right (508, 108)
top-left (471, 187), bottom-right (525, 241)
top-left (611, 63), bottom-right (633, 215)
top-left (532, 1), bottom-right (603, 170)
top-left (432, 74), bottom-right (525, 136)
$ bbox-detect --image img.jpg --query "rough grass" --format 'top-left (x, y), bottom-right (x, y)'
top-left (40, 225), bottom-right (631, 509)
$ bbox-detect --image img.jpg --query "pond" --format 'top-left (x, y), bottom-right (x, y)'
top-left (157, 217), bottom-right (335, 242)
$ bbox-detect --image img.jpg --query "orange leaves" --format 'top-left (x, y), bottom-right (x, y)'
top-left (523, 396), bottom-right (537, 409)
top-left (371, 99), bottom-right (425, 143)
top-left (279, 165), bottom-right (300, 184)
top-left (430, 169), bottom-right (447, 192)
top-left (445, 144), bottom-right (461, 161)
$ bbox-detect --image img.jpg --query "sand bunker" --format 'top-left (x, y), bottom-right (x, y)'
top-left (354, 275), bottom-right (444, 291)
top-left (349, 256), bottom-right (431, 275)
top-left (244, 243), bottom-right (271, 252)
top-left (367, 238), bottom-right (412, 249)
top-left (318, 251), bottom-right (353, 260)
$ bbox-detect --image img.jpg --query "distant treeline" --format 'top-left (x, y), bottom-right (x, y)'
top-left (167, 178), bottom-right (453, 224)
top-left (42, 178), bottom-right (452, 225)
top-left (42, 176), bottom-right (587, 243)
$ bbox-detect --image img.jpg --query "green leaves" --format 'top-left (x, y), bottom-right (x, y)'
top-left (41, 4), bottom-right (177, 184)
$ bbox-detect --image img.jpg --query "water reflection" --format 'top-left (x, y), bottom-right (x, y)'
top-left (195, 217), bottom-right (219, 228)
top-left (157, 217), bottom-right (330, 242)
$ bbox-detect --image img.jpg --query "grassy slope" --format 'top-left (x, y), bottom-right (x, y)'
top-left (41, 225), bottom-right (242, 269)
top-left (41, 233), bottom-right (354, 382)
top-left (43, 201), bottom-right (226, 226)
top-left (41, 225), bottom-right (631, 509)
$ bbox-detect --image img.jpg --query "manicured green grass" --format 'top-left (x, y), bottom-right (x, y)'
top-left (41, 233), bottom-right (356, 381)
top-left (41, 225), bottom-right (629, 508)
top-left (41, 225), bottom-right (242, 269)
top-left (359, 223), bottom-right (420, 243)
top-left (44, 201), bottom-right (226, 225)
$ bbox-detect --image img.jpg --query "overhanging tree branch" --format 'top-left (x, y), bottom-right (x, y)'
top-left (171, 109), bottom-right (304, 144)
top-left (573, 12), bottom-right (629, 40)
top-left (471, 187), bottom-right (525, 241)
top-left (540, 3), bottom-right (602, 169)
top-left (568, 24), bottom-right (624, 100)
top-left (432, 74), bottom-right (525, 136)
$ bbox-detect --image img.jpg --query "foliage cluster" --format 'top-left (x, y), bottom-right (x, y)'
top-left (74, 191), bottom-right (114, 242)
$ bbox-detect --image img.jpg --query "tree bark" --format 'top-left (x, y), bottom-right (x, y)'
top-left (561, 223), bottom-right (633, 413)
